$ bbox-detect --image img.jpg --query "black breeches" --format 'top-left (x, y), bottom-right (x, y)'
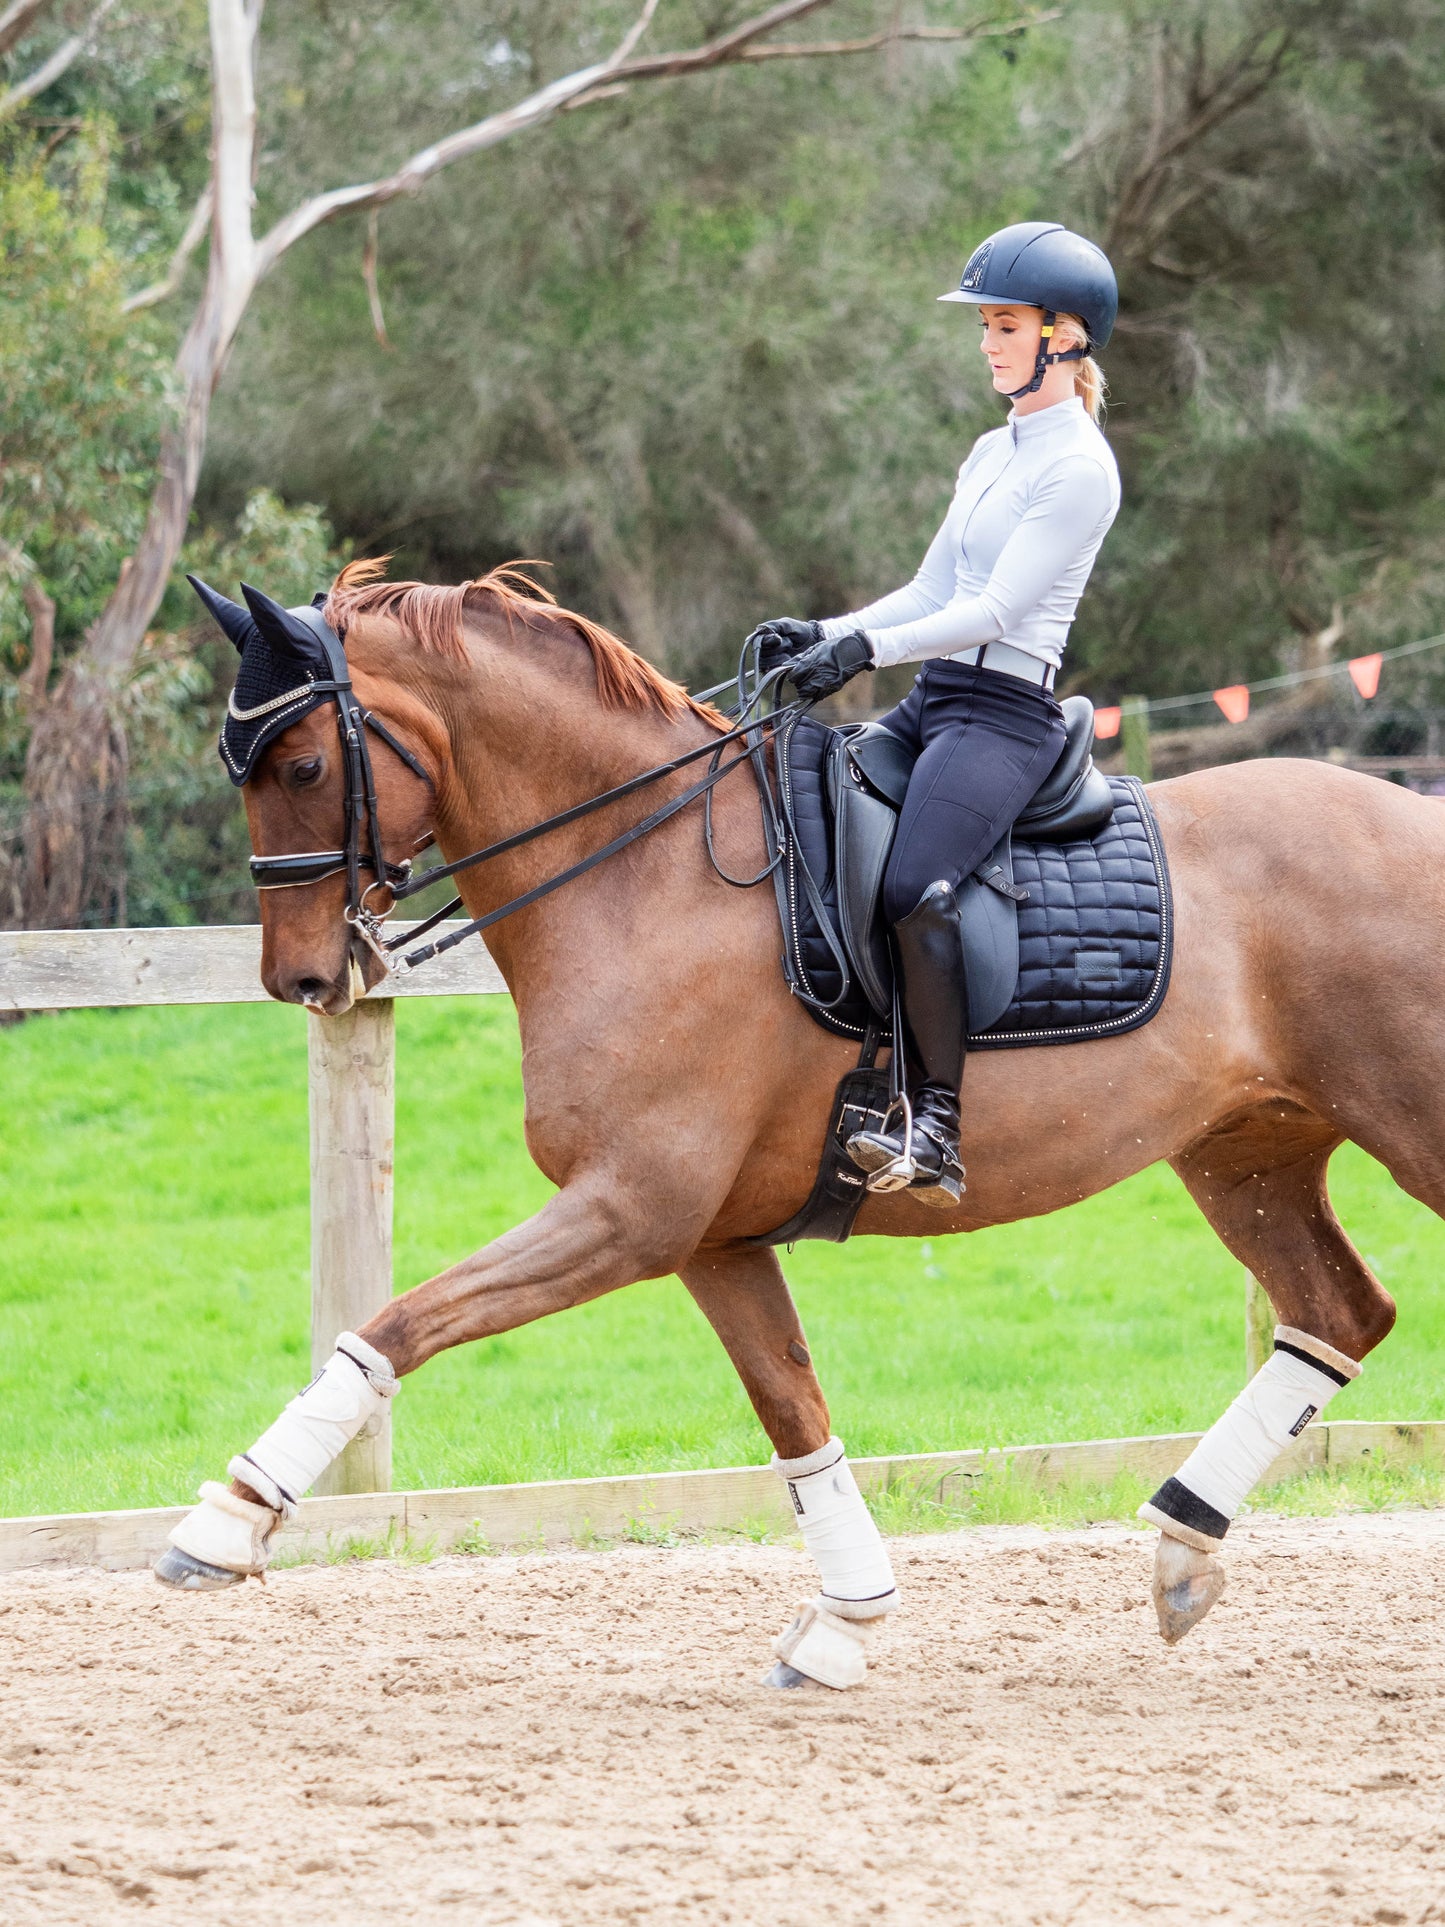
top-left (878, 661), bottom-right (1067, 926)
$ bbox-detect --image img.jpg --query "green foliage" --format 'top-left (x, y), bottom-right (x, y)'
top-left (2, 995), bottom-right (1443, 1519)
top-left (0, 126), bottom-right (172, 691)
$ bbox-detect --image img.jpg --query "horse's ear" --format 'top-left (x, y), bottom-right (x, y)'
top-left (187, 575), bottom-right (260, 655)
top-left (241, 581), bottom-right (331, 672)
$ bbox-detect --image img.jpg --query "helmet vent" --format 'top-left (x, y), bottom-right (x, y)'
top-left (959, 240), bottom-right (993, 292)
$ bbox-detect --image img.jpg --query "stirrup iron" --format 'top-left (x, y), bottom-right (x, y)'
top-left (861, 1091), bottom-right (917, 1193)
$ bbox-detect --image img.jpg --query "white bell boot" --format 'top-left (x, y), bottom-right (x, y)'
top-left (766, 1596), bottom-right (892, 1691)
top-left (155, 1482), bottom-right (282, 1590)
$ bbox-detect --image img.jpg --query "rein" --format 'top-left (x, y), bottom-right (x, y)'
top-left (248, 622), bottom-right (803, 975)
top-left (389, 690), bottom-right (799, 969)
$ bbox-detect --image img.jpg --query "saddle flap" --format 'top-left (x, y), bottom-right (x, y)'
top-left (829, 731), bottom-right (897, 1015)
top-left (958, 835), bottom-right (1022, 1032)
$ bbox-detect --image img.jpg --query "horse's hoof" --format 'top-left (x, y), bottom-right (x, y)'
top-left (153, 1545), bottom-right (247, 1591)
top-left (1151, 1533), bottom-right (1225, 1644)
top-left (761, 1661), bottom-right (827, 1690)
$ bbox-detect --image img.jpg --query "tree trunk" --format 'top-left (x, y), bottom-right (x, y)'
top-left (20, 660), bottom-right (128, 927)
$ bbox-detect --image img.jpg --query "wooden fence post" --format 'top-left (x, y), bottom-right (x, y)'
top-left (309, 1000), bottom-right (394, 1495)
top-left (1121, 696), bottom-right (1153, 781)
top-left (1245, 1269), bottom-right (1273, 1381)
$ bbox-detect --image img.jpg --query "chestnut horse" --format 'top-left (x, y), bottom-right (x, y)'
top-left (225, 561), bottom-right (1437, 1651)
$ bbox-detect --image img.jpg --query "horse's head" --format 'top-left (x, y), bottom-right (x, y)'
top-left (192, 573), bottom-right (440, 1013)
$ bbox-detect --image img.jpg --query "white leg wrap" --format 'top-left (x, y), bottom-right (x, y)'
top-left (1140, 1326), bottom-right (1359, 1550)
top-left (773, 1438), bottom-right (898, 1617)
top-left (166, 1481), bottom-right (284, 1576)
top-left (231, 1331), bottom-right (397, 1518)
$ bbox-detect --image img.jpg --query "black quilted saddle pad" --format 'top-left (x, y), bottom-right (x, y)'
top-left (776, 716), bottom-right (1172, 1051)
top-left (972, 774), bottom-right (1171, 1051)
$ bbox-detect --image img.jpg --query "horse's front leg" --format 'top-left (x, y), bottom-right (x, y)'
top-left (156, 1177), bottom-right (686, 1590)
top-left (680, 1242), bottom-right (899, 1692)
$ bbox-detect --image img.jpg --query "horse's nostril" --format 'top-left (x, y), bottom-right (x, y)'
top-left (294, 977), bottom-right (330, 1006)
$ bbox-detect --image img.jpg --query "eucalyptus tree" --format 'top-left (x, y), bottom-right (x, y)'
top-left (8, 0), bottom-right (1033, 928)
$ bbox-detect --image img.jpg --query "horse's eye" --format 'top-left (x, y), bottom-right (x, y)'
top-left (290, 757), bottom-right (324, 787)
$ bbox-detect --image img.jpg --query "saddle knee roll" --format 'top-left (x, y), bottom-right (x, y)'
top-left (773, 1437), bottom-right (898, 1616)
top-left (1139, 1326), bottom-right (1359, 1550)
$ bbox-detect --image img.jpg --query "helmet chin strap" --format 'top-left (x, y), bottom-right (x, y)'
top-left (1006, 310), bottom-right (1088, 400)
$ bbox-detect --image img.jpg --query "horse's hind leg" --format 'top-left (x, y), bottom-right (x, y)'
top-left (1175, 1105), bottom-right (1395, 1357)
top-left (1141, 1105), bottom-right (1392, 1643)
top-left (679, 1243), bottom-right (899, 1692)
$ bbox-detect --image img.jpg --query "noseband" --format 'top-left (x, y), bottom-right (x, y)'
top-left (247, 606), bottom-right (432, 960)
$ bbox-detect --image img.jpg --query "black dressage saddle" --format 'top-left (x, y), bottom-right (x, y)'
top-left (820, 695), bottom-right (1114, 1031)
top-left (756, 697), bottom-right (1172, 1244)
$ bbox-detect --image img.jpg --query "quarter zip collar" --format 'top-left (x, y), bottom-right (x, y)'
top-left (1008, 395), bottom-right (1086, 444)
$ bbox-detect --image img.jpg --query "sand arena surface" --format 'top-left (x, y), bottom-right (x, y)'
top-left (2, 1512), bottom-right (1443, 1926)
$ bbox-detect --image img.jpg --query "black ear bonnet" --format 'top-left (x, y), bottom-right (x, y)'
top-left (190, 575), bottom-right (350, 786)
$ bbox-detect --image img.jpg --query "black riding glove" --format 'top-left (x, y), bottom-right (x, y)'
top-left (786, 629), bottom-right (875, 701)
top-left (746, 616), bottom-right (822, 676)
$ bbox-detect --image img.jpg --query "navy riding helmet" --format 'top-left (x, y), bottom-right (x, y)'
top-left (939, 221), bottom-right (1118, 397)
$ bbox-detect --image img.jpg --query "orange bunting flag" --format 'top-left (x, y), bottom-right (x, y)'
top-left (1213, 684), bottom-right (1250, 724)
top-left (1348, 653), bottom-right (1383, 700)
top-left (1093, 705), bottom-right (1122, 739)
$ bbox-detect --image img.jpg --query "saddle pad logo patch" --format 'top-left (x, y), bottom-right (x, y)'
top-left (1075, 949), bottom-right (1122, 981)
top-left (1288, 1404), bottom-right (1319, 1438)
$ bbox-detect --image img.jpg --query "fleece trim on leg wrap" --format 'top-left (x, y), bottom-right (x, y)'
top-left (773, 1437), bottom-right (897, 1616)
top-left (1140, 1326), bottom-right (1359, 1549)
top-left (231, 1332), bottom-right (397, 1518)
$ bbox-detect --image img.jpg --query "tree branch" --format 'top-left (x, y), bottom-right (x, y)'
top-left (0, 0), bottom-right (54, 59)
top-left (0, 0), bottom-right (116, 121)
top-left (608, 0), bottom-right (661, 65)
top-left (732, 10), bottom-right (1059, 63)
top-left (361, 205), bottom-right (390, 348)
top-left (254, 0), bottom-right (848, 278)
top-left (120, 184), bottom-right (214, 314)
top-left (1103, 24), bottom-right (1292, 263)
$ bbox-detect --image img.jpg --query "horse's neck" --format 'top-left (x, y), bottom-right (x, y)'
top-left (422, 634), bottom-right (717, 949)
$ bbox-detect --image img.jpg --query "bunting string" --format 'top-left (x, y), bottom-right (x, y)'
top-left (1092, 627), bottom-right (1445, 739)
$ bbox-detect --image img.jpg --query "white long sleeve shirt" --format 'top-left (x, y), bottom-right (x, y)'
top-left (820, 395), bottom-right (1120, 673)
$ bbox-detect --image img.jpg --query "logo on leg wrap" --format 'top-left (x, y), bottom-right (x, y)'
top-left (1288, 1403), bottom-right (1318, 1438)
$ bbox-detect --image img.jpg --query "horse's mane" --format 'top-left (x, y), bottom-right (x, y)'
top-left (324, 557), bottom-right (723, 729)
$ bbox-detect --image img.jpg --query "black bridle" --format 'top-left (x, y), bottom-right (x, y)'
top-left (247, 618), bottom-right (801, 975)
top-left (245, 607), bottom-right (433, 956)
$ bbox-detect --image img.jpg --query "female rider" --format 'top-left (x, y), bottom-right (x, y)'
top-left (751, 221), bottom-right (1120, 1208)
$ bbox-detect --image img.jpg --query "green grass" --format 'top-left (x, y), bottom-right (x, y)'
top-left (3, 996), bottom-right (1445, 1521)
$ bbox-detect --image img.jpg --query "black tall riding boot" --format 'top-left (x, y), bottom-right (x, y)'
top-left (846, 879), bottom-right (967, 1209)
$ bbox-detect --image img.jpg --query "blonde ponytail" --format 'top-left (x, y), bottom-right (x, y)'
top-left (1055, 311), bottom-right (1107, 423)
